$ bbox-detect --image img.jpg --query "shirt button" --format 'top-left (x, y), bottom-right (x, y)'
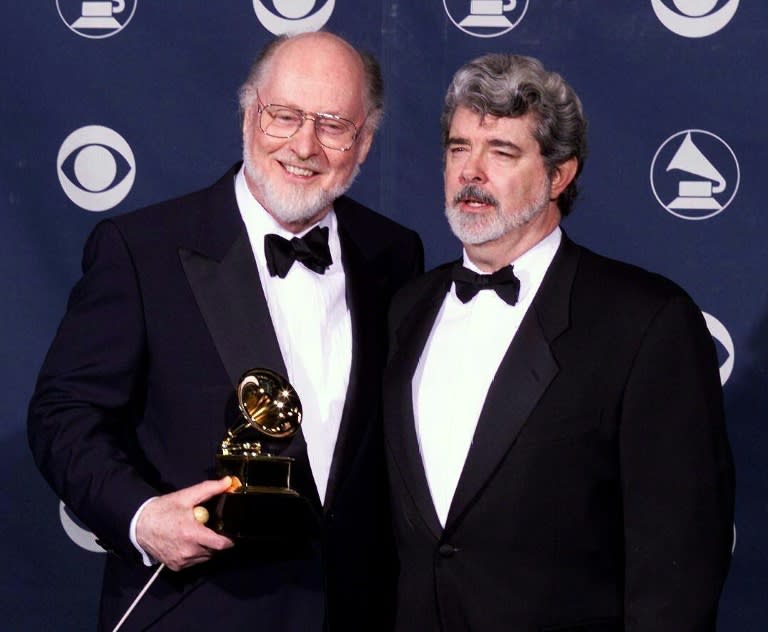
top-left (438, 543), bottom-right (456, 558)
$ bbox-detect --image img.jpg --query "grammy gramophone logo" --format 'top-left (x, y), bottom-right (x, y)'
top-left (56, 0), bottom-right (138, 39)
top-left (650, 130), bottom-right (740, 221)
top-left (443, 0), bottom-right (529, 38)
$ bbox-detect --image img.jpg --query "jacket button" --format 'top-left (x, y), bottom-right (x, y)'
top-left (438, 543), bottom-right (456, 558)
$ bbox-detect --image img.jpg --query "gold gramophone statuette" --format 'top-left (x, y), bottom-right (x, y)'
top-left (216, 368), bottom-right (302, 494)
top-left (209, 368), bottom-right (316, 539)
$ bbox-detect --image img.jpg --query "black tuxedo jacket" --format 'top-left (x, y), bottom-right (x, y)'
top-left (28, 164), bottom-right (423, 631)
top-left (384, 235), bottom-right (734, 632)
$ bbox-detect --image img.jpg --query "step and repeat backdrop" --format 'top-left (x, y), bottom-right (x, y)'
top-left (2, 1), bottom-right (765, 629)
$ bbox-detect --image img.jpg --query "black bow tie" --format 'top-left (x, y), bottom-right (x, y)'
top-left (264, 226), bottom-right (332, 278)
top-left (451, 263), bottom-right (520, 305)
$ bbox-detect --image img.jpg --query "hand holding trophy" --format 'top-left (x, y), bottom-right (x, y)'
top-left (113, 369), bottom-right (310, 630)
top-left (209, 368), bottom-right (318, 539)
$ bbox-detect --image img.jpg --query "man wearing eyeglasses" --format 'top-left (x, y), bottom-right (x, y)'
top-left (28, 31), bottom-right (423, 631)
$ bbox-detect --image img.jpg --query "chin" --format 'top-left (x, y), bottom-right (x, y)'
top-left (244, 151), bottom-right (360, 227)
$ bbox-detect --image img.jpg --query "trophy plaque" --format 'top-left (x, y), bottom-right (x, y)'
top-left (209, 368), bottom-right (317, 539)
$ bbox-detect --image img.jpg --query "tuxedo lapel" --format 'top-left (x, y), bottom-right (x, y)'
top-left (322, 204), bottom-right (387, 508)
top-left (177, 182), bottom-right (287, 388)
top-left (178, 172), bottom-right (324, 507)
top-left (445, 310), bottom-right (558, 526)
top-left (387, 266), bottom-right (454, 538)
top-left (446, 237), bottom-right (580, 528)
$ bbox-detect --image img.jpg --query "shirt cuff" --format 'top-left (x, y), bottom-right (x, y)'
top-left (130, 497), bottom-right (158, 567)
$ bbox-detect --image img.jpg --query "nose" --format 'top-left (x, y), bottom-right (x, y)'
top-left (459, 151), bottom-right (486, 184)
top-left (288, 116), bottom-right (322, 159)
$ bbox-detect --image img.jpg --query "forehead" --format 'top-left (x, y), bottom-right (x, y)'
top-left (259, 37), bottom-right (366, 117)
top-left (449, 107), bottom-right (539, 148)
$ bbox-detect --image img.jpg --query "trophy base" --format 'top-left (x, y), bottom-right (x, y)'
top-left (207, 490), bottom-right (319, 541)
top-left (212, 453), bottom-right (318, 540)
top-left (217, 453), bottom-right (296, 490)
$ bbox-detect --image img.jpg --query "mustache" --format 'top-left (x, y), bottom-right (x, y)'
top-left (273, 151), bottom-right (323, 172)
top-left (452, 185), bottom-right (498, 208)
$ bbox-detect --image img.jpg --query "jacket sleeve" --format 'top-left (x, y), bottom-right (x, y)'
top-left (27, 220), bottom-right (159, 561)
top-left (620, 294), bottom-right (735, 631)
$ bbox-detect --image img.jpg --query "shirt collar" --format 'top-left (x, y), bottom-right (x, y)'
top-left (460, 226), bottom-right (562, 305)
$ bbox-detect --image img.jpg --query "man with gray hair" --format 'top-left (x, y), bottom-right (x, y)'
top-left (384, 53), bottom-right (733, 631)
top-left (29, 31), bottom-right (422, 631)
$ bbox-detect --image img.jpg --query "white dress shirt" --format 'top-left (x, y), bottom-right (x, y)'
top-left (412, 227), bottom-right (562, 526)
top-left (235, 167), bottom-right (352, 503)
top-left (130, 169), bottom-right (353, 563)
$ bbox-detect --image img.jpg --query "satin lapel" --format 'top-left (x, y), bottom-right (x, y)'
top-left (322, 219), bottom-right (376, 508)
top-left (179, 230), bottom-right (286, 388)
top-left (386, 267), bottom-right (454, 538)
top-left (176, 165), bottom-right (287, 387)
top-left (177, 180), bottom-right (321, 506)
top-left (179, 181), bottom-right (320, 507)
top-left (445, 236), bottom-right (580, 528)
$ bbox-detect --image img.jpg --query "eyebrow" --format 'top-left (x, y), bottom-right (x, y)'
top-left (447, 136), bottom-right (523, 152)
top-left (262, 95), bottom-right (344, 116)
top-left (488, 139), bottom-right (523, 152)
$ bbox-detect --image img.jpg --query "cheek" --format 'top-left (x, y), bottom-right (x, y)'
top-left (443, 161), bottom-right (463, 185)
top-left (326, 156), bottom-right (357, 181)
top-left (503, 169), bottom-right (539, 197)
top-left (247, 135), bottom-right (288, 169)
top-left (243, 113), bottom-right (262, 151)
top-left (356, 130), bottom-right (375, 164)
top-left (244, 132), bottom-right (261, 157)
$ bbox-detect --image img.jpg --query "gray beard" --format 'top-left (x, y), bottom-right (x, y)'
top-left (444, 179), bottom-right (551, 245)
top-left (243, 148), bottom-right (359, 225)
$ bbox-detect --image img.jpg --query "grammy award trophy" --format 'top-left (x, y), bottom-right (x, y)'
top-left (209, 368), bottom-right (317, 539)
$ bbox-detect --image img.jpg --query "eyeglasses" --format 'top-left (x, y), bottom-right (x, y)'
top-left (256, 93), bottom-right (361, 152)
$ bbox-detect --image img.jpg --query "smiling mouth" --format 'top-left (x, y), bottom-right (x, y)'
top-left (281, 162), bottom-right (318, 178)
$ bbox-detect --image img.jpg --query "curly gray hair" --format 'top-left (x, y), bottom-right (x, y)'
top-left (441, 54), bottom-right (587, 216)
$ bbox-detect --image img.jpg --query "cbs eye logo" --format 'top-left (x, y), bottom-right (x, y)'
top-left (57, 125), bottom-right (136, 212)
top-left (651, 0), bottom-right (739, 38)
top-left (59, 502), bottom-right (104, 553)
top-left (702, 311), bottom-right (735, 386)
top-left (252, 0), bottom-right (334, 35)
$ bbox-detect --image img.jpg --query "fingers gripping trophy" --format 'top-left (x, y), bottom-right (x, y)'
top-left (211, 368), bottom-right (316, 539)
top-left (113, 369), bottom-right (313, 631)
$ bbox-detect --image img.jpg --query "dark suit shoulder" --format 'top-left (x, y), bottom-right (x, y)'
top-left (573, 244), bottom-right (695, 307)
top-left (118, 164), bottom-right (236, 222)
top-left (388, 261), bottom-right (455, 333)
top-left (91, 165), bottom-right (241, 259)
top-left (335, 195), bottom-right (422, 249)
top-left (114, 187), bottom-right (208, 228)
top-left (335, 195), bottom-right (424, 295)
top-left (552, 241), bottom-right (710, 353)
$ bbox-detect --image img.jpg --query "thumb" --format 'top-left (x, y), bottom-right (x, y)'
top-left (183, 476), bottom-right (233, 505)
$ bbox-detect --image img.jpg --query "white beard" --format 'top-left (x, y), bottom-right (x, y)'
top-left (243, 147), bottom-right (359, 225)
top-left (444, 177), bottom-right (551, 245)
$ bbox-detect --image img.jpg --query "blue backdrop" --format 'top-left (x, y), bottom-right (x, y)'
top-left (3, 2), bottom-right (765, 629)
